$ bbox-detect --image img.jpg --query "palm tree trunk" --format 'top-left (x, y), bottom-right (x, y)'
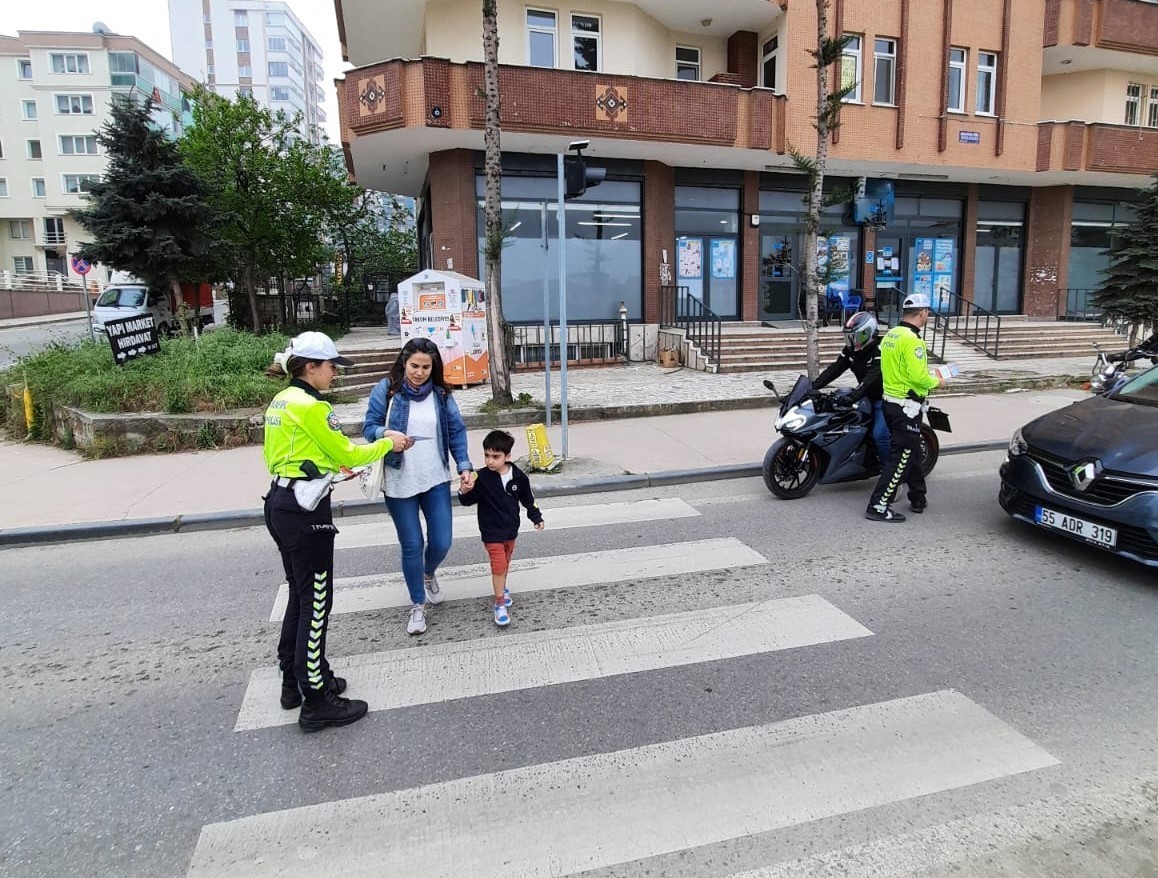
top-left (482, 0), bottom-right (513, 404)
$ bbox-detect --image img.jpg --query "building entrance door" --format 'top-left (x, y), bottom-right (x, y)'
top-left (759, 231), bottom-right (796, 322)
top-left (676, 235), bottom-right (738, 318)
top-left (973, 225), bottom-right (1023, 314)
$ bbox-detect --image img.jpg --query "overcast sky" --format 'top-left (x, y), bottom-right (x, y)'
top-left (1, 0), bottom-right (350, 141)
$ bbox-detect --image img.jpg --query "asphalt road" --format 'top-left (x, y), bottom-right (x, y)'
top-left (2, 451), bottom-right (1155, 878)
top-left (0, 318), bottom-right (92, 368)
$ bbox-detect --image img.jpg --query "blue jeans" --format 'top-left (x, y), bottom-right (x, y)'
top-left (383, 482), bottom-right (453, 606)
top-left (871, 400), bottom-right (891, 465)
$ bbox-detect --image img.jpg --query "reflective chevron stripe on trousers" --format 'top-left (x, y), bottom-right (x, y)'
top-left (868, 401), bottom-right (926, 513)
top-left (264, 487), bottom-right (338, 693)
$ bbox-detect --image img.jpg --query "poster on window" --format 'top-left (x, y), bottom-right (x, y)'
top-left (909, 237), bottom-right (955, 313)
top-left (677, 238), bottom-right (702, 279)
top-left (818, 234), bottom-right (852, 302)
top-left (710, 239), bottom-right (736, 280)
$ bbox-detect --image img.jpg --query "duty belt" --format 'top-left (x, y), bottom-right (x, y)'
top-left (273, 476), bottom-right (298, 487)
top-left (883, 394), bottom-right (925, 406)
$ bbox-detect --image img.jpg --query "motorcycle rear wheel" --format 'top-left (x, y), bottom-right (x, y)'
top-left (918, 426), bottom-right (939, 477)
top-left (763, 438), bottom-right (821, 499)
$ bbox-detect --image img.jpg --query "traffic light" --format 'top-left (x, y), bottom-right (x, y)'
top-left (564, 152), bottom-right (606, 200)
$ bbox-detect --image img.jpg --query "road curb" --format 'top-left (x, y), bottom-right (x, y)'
top-left (0, 440), bottom-right (1008, 548)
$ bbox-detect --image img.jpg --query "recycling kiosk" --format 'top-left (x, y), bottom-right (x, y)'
top-left (396, 269), bottom-right (489, 387)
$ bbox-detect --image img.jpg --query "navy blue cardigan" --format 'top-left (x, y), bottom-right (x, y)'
top-left (458, 463), bottom-right (543, 542)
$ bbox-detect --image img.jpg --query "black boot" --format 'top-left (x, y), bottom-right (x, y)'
top-left (281, 675), bottom-right (347, 710)
top-left (298, 687), bottom-right (368, 733)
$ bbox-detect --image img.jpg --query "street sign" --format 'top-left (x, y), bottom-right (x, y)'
top-left (70, 255), bottom-right (91, 276)
top-left (104, 315), bottom-right (160, 365)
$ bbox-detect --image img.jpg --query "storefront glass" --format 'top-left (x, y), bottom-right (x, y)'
top-left (973, 201), bottom-right (1024, 314)
top-left (475, 178), bottom-right (641, 322)
top-left (675, 187), bottom-right (740, 319)
top-left (1068, 202), bottom-right (1135, 315)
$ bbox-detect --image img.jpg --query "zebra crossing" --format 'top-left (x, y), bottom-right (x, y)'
top-left (188, 494), bottom-right (1061, 877)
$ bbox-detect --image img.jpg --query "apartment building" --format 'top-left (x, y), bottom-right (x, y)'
top-left (332, 0), bottom-right (1158, 328)
top-left (0, 28), bottom-right (193, 283)
top-left (168, 0), bottom-right (327, 144)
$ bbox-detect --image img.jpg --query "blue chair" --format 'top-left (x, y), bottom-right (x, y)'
top-left (842, 294), bottom-right (863, 323)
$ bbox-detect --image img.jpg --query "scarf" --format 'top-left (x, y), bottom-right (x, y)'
top-left (399, 378), bottom-right (434, 402)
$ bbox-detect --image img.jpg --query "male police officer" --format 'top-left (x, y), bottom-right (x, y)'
top-left (865, 292), bottom-right (940, 522)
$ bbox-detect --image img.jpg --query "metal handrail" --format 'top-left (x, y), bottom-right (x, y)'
top-left (659, 285), bottom-right (722, 365)
top-left (923, 286), bottom-right (1003, 361)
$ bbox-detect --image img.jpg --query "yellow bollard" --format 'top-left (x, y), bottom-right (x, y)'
top-left (23, 382), bottom-right (34, 434)
top-left (525, 423), bottom-right (559, 471)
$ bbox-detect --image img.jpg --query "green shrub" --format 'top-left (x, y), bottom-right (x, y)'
top-left (0, 329), bottom-right (289, 428)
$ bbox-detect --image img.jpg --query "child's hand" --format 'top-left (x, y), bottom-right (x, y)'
top-left (534, 520), bottom-right (545, 530)
top-left (459, 477), bottom-right (475, 494)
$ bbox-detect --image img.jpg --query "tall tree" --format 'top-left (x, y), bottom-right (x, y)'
top-left (790, 1), bottom-right (855, 378)
top-left (482, 0), bottom-right (514, 404)
top-left (180, 89), bottom-right (333, 331)
top-left (71, 94), bottom-right (215, 318)
top-left (1092, 174), bottom-right (1158, 344)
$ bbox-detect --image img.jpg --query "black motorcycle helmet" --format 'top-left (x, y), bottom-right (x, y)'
top-left (843, 312), bottom-right (878, 349)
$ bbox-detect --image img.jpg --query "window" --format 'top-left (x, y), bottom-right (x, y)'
top-left (1126, 82), bottom-right (1142, 126)
top-left (234, 10), bottom-right (248, 25)
top-left (239, 64), bottom-right (252, 78)
top-left (271, 86), bottom-right (290, 101)
top-left (237, 39), bottom-right (250, 52)
top-left (31, 178), bottom-right (46, 198)
top-left (59, 135), bottom-right (99, 155)
top-left (10, 220), bottom-right (33, 239)
top-left (873, 38), bottom-right (896, 105)
top-left (0, 180), bottom-right (8, 198)
top-left (17, 59), bottom-right (32, 79)
top-left (527, 9), bottom-right (557, 68)
top-left (27, 140), bottom-right (42, 160)
top-left (268, 61), bottom-right (289, 77)
top-left (948, 48), bottom-right (967, 113)
top-left (269, 37), bottom-right (287, 52)
top-left (761, 36), bottom-right (779, 90)
top-left (840, 35), bottom-right (862, 102)
top-left (572, 15), bottom-right (601, 72)
top-left (675, 46), bottom-right (700, 81)
top-left (1148, 86), bottom-right (1158, 128)
top-left (976, 51), bottom-right (998, 115)
top-left (14, 256), bottom-right (34, 274)
top-left (238, 86), bottom-right (253, 98)
top-left (55, 94), bottom-right (94, 115)
top-left (22, 100), bottom-right (37, 121)
top-left (43, 217), bottom-right (64, 243)
top-left (63, 174), bottom-right (100, 193)
top-left (50, 53), bottom-right (90, 74)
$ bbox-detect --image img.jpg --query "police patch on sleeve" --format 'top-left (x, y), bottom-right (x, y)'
top-left (914, 346), bottom-right (925, 360)
top-left (327, 411), bottom-right (342, 431)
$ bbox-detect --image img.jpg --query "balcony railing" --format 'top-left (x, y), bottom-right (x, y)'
top-left (1037, 121), bottom-right (1158, 175)
top-left (1045, 0), bottom-right (1158, 55)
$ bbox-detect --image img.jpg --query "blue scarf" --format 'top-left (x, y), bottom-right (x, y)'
top-left (400, 378), bottom-right (434, 402)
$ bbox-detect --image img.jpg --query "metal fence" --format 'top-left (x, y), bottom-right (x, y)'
top-left (658, 285), bottom-right (722, 365)
top-left (506, 322), bottom-right (626, 370)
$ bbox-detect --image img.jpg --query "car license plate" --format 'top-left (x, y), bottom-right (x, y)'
top-left (1034, 506), bottom-right (1117, 548)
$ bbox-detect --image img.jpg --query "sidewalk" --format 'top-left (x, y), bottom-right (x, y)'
top-left (0, 387), bottom-right (1088, 543)
top-left (0, 310), bottom-right (88, 329)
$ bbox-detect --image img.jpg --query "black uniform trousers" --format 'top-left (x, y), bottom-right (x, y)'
top-left (867, 401), bottom-right (926, 512)
top-left (263, 485), bottom-right (337, 694)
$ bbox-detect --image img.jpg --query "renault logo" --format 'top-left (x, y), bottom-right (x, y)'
top-left (1069, 460), bottom-right (1102, 492)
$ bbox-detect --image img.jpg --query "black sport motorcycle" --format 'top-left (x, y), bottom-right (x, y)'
top-left (761, 376), bottom-right (950, 500)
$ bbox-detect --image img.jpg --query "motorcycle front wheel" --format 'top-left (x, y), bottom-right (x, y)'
top-left (763, 438), bottom-right (821, 499)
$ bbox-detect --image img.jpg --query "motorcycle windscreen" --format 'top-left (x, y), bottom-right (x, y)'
top-left (782, 375), bottom-right (814, 409)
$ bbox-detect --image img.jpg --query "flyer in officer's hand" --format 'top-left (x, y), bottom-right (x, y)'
top-left (929, 362), bottom-right (960, 381)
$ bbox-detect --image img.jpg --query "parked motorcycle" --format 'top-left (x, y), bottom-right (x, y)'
top-left (761, 376), bottom-right (950, 500)
top-left (1089, 338), bottom-right (1158, 395)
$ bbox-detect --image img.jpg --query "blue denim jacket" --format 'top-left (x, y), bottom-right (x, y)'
top-left (362, 379), bottom-right (473, 473)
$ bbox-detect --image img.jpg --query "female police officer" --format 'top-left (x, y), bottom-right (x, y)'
top-left (263, 331), bottom-right (412, 732)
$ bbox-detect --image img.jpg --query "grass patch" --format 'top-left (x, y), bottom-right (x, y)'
top-left (1, 328), bottom-right (289, 441)
top-left (478, 392), bottom-right (537, 414)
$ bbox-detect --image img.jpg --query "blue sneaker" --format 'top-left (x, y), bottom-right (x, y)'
top-left (503, 588), bottom-right (512, 607)
top-left (494, 602), bottom-right (510, 627)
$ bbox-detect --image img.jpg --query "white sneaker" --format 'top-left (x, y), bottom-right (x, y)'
top-left (493, 602), bottom-right (510, 627)
top-left (503, 588), bottom-right (511, 607)
top-left (424, 573), bottom-right (444, 605)
top-left (407, 604), bottom-right (427, 635)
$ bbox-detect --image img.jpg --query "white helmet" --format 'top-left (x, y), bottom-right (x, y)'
top-left (843, 312), bottom-right (878, 349)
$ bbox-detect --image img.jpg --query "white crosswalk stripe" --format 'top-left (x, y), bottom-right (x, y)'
top-left (202, 508), bottom-right (1064, 877)
top-left (236, 594), bottom-right (871, 731)
top-left (191, 690), bottom-right (1058, 878)
top-left (269, 537), bottom-right (767, 621)
top-left (335, 497), bottom-right (700, 549)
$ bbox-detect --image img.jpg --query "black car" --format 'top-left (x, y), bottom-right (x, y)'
top-left (999, 364), bottom-right (1158, 567)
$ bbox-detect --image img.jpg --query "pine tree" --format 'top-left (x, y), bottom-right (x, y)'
top-left (71, 94), bottom-right (215, 318)
top-left (1093, 174), bottom-right (1158, 340)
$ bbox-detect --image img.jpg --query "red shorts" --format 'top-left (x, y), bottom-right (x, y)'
top-left (485, 540), bottom-right (517, 575)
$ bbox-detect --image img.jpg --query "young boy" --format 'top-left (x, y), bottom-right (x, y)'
top-left (458, 430), bottom-right (545, 626)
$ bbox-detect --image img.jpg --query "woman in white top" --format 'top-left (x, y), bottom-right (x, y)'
top-left (363, 338), bottom-right (475, 634)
